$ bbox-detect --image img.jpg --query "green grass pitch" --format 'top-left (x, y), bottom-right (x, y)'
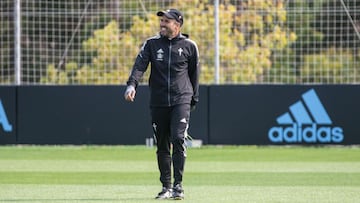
top-left (0, 145), bottom-right (359, 202)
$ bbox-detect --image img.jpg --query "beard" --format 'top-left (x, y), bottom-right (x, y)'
top-left (160, 26), bottom-right (174, 38)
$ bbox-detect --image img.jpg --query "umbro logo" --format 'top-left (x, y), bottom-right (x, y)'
top-left (268, 89), bottom-right (344, 143)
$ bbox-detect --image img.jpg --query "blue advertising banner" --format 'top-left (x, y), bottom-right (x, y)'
top-left (16, 85), bottom-right (208, 145)
top-left (209, 85), bottom-right (360, 145)
top-left (1, 85), bottom-right (359, 145)
top-left (17, 85), bottom-right (151, 144)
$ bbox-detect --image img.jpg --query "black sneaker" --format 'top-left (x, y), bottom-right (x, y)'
top-left (172, 184), bottom-right (184, 200)
top-left (155, 187), bottom-right (172, 199)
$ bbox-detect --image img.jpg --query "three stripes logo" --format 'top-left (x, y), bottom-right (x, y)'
top-left (268, 89), bottom-right (344, 143)
top-left (0, 99), bottom-right (12, 133)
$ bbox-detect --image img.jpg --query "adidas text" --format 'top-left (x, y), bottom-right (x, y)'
top-left (268, 124), bottom-right (343, 143)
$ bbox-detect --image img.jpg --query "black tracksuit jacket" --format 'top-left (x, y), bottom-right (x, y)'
top-left (127, 33), bottom-right (200, 107)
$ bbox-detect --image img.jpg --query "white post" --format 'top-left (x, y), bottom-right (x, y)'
top-left (214, 0), bottom-right (220, 84)
top-left (14, 0), bottom-right (21, 85)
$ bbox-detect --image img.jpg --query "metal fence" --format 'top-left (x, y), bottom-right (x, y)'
top-left (1, 0), bottom-right (359, 85)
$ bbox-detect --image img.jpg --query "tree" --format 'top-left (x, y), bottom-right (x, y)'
top-left (41, 0), bottom-right (295, 84)
top-left (315, 0), bottom-right (360, 49)
top-left (265, 0), bottom-right (323, 83)
top-left (0, 1), bottom-right (15, 84)
top-left (301, 48), bottom-right (359, 83)
top-left (179, 0), bottom-right (296, 83)
top-left (282, 0), bottom-right (360, 83)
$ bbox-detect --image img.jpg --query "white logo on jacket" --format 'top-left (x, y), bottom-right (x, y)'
top-left (178, 48), bottom-right (183, 56)
top-left (156, 49), bottom-right (164, 61)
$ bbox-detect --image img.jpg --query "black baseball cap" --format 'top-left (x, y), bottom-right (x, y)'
top-left (157, 9), bottom-right (183, 26)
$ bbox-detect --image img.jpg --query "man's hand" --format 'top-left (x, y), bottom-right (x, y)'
top-left (190, 100), bottom-right (197, 111)
top-left (124, 85), bottom-right (136, 102)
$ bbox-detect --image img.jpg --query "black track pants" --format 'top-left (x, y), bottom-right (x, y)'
top-left (151, 104), bottom-right (190, 188)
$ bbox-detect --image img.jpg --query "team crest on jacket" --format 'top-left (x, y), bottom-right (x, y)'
top-left (178, 48), bottom-right (183, 56)
top-left (156, 49), bottom-right (164, 61)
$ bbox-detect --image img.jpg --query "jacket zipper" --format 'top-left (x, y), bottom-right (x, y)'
top-left (167, 41), bottom-right (172, 106)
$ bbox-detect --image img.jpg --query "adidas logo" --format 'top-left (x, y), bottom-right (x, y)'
top-left (0, 99), bottom-right (12, 132)
top-left (268, 89), bottom-right (344, 143)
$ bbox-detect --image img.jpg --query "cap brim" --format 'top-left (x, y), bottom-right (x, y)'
top-left (157, 11), bottom-right (165, 16)
top-left (156, 11), bottom-right (175, 19)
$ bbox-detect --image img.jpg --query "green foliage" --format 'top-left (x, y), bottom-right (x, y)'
top-left (178, 0), bottom-right (296, 83)
top-left (265, 0), bottom-right (323, 83)
top-left (301, 48), bottom-right (358, 83)
top-left (315, 0), bottom-right (360, 49)
top-left (40, 0), bottom-right (295, 84)
top-left (42, 21), bottom-right (134, 84)
top-left (40, 64), bottom-right (69, 84)
top-left (0, 12), bottom-right (14, 84)
top-left (2, 0), bottom-right (359, 85)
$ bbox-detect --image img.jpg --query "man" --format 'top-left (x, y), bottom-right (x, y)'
top-left (124, 9), bottom-right (200, 200)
